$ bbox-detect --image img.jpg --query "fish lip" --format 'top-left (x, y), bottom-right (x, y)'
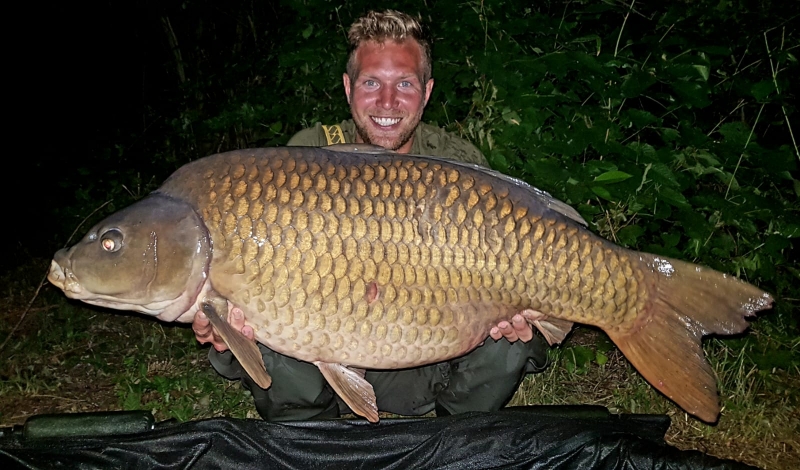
top-left (48, 258), bottom-right (83, 296)
top-left (47, 259), bottom-right (66, 289)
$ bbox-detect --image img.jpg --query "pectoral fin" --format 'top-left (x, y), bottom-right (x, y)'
top-left (202, 298), bottom-right (272, 389)
top-left (315, 362), bottom-right (378, 423)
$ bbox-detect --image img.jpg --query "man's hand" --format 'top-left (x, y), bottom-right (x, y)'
top-left (489, 313), bottom-right (534, 343)
top-left (192, 306), bottom-right (254, 352)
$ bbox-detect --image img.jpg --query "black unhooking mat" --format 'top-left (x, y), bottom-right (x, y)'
top-left (0, 406), bottom-right (755, 470)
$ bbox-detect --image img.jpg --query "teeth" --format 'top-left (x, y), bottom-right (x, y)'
top-left (372, 117), bottom-right (401, 127)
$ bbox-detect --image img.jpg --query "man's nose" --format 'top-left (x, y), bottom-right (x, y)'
top-left (377, 86), bottom-right (397, 109)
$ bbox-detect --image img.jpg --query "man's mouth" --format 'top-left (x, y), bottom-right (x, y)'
top-left (371, 116), bottom-right (401, 127)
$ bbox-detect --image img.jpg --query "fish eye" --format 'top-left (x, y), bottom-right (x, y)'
top-left (100, 229), bottom-right (123, 252)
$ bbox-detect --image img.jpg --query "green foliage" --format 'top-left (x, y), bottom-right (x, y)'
top-left (112, 327), bottom-right (255, 421)
top-left (562, 344), bottom-right (609, 374)
top-left (52, 0), bottom-right (798, 331)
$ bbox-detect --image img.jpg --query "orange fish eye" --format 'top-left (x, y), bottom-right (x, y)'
top-left (100, 229), bottom-right (123, 252)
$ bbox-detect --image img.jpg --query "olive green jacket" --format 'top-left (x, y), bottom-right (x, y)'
top-left (286, 119), bottom-right (489, 167)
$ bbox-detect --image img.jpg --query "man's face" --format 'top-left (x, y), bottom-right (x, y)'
top-left (344, 40), bottom-right (434, 154)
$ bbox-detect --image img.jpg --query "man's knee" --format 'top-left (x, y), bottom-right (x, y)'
top-left (436, 333), bottom-right (549, 414)
top-left (210, 344), bottom-right (340, 421)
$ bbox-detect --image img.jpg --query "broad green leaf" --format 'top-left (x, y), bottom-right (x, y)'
top-left (692, 64), bottom-right (710, 81)
top-left (628, 142), bottom-right (657, 161)
top-left (660, 128), bottom-right (681, 142)
top-left (594, 170), bottom-right (633, 184)
top-left (719, 122), bottom-right (749, 147)
top-left (591, 186), bottom-right (614, 201)
top-left (595, 351), bottom-right (608, 366)
top-left (751, 80), bottom-right (776, 101)
top-left (672, 81), bottom-right (711, 108)
top-left (659, 187), bottom-right (690, 208)
top-left (649, 163), bottom-right (681, 187)
top-left (502, 108), bottom-right (521, 125)
top-left (617, 225), bottom-right (645, 247)
top-left (626, 109), bottom-right (659, 128)
top-left (621, 70), bottom-right (657, 98)
top-left (661, 232), bottom-right (681, 248)
top-left (565, 346), bottom-right (595, 375)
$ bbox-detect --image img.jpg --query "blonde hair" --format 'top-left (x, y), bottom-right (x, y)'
top-left (346, 10), bottom-right (432, 82)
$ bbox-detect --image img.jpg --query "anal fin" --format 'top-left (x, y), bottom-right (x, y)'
top-left (315, 362), bottom-right (378, 423)
top-left (202, 298), bottom-right (272, 389)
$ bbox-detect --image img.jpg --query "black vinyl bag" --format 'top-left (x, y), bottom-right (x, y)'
top-left (0, 406), bottom-right (755, 470)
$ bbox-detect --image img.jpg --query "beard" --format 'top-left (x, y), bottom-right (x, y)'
top-left (351, 106), bottom-right (423, 152)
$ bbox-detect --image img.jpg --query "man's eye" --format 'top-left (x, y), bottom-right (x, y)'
top-left (364, 80), bottom-right (377, 87)
top-left (399, 81), bottom-right (412, 88)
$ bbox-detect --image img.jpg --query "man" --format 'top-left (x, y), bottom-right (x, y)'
top-left (193, 10), bottom-right (548, 421)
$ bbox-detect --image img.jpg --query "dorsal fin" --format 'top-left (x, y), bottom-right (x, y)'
top-left (433, 157), bottom-right (587, 226)
top-left (324, 143), bottom-right (393, 154)
top-left (319, 147), bottom-right (587, 226)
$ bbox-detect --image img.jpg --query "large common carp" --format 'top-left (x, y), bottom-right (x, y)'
top-left (48, 147), bottom-right (773, 423)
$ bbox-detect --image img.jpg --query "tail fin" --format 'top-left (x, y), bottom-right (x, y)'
top-left (606, 254), bottom-right (773, 422)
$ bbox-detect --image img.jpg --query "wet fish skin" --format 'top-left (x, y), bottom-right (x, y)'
top-left (48, 147), bottom-right (773, 423)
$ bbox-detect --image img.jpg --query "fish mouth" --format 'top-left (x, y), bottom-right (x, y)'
top-left (48, 259), bottom-right (82, 296)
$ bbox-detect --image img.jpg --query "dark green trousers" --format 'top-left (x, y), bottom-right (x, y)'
top-left (209, 337), bottom-right (548, 421)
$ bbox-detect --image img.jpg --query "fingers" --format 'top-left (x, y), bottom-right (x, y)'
top-left (512, 314), bottom-right (534, 342)
top-left (192, 306), bottom-right (255, 353)
top-left (490, 314), bottom-right (535, 343)
top-left (489, 322), bottom-right (510, 341)
top-left (192, 312), bottom-right (214, 342)
top-left (228, 307), bottom-right (255, 341)
top-left (192, 310), bottom-right (230, 352)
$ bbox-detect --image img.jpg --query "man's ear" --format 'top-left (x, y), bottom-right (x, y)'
top-left (343, 73), bottom-right (352, 104)
top-left (423, 78), bottom-right (434, 107)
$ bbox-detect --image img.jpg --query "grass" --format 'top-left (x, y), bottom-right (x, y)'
top-left (508, 328), bottom-right (800, 469)
top-left (1, 259), bottom-right (797, 469)
top-left (0, 261), bottom-right (258, 424)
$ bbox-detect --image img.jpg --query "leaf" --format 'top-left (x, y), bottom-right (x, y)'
top-left (617, 225), bottom-right (644, 247)
top-left (658, 187), bottom-right (690, 208)
top-left (621, 71), bottom-right (656, 98)
top-left (302, 25), bottom-right (314, 39)
top-left (594, 170), bottom-right (633, 184)
top-left (501, 108), bottom-right (521, 125)
top-left (649, 163), bottom-right (681, 187)
top-left (672, 81), bottom-right (711, 108)
top-left (626, 109), bottom-right (659, 128)
top-left (661, 232), bottom-right (681, 248)
top-left (660, 128), bottom-right (681, 142)
top-left (692, 64), bottom-right (710, 82)
top-left (591, 186), bottom-right (614, 201)
top-left (751, 80), bottom-right (775, 101)
top-left (595, 351), bottom-right (608, 366)
top-left (565, 346), bottom-right (595, 375)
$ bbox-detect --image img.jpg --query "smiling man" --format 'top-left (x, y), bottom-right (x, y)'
top-left (286, 11), bottom-right (487, 164)
top-left (193, 10), bottom-right (548, 421)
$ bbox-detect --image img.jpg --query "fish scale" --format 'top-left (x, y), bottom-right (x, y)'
top-left (49, 146), bottom-right (773, 422)
top-left (162, 148), bottom-right (645, 368)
